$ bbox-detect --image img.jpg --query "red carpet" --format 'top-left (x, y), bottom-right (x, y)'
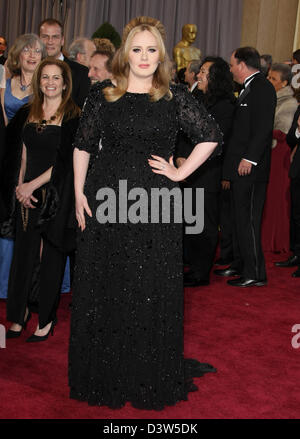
top-left (0, 251), bottom-right (300, 419)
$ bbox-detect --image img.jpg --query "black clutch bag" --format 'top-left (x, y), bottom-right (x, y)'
top-left (31, 187), bottom-right (46, 208)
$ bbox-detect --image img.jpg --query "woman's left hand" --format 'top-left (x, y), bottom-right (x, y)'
top-left (148, 155), bottom-right (181, 182)
top-left (16, 182), bottom-right (38, 207)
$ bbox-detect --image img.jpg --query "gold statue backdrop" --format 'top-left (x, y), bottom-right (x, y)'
top-left (173, 24), bottom-right (201, 71)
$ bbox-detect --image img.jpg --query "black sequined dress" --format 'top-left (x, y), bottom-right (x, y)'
top-left (69, 80), bottom-right (221, 410)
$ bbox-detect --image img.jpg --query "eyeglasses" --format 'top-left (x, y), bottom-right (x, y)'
top-left (22, 47), bottom-right (42, 55)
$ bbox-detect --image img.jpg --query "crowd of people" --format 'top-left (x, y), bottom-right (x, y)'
top-left (177, 48), bottom-right (300, 284)
top-left (0, 15), bottom-right (300, 410)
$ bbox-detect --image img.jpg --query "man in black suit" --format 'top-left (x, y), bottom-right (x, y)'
top-left (275, 105), bottom-right (300, 275)
top-left (0, 36), bottom-right (7, 65)
top-left (215, 47), bottom-right (276, 287)
top-left (39, 18), bottom-right (90, 108)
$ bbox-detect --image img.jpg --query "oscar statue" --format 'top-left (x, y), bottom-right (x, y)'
top-left (173, 24), bottom-right (201, 71)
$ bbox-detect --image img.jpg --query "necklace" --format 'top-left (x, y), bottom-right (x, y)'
top-left (36, 112), bottom-right (58, 133)
top-left (19, 76), bottom-right (31, 92)
top-left (20, 204), bottom-right (29, 231)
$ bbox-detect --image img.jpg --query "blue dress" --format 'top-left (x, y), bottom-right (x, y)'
top-left (0, 79), bottom-right (30, 299)
top-left (0, 79), bottom-right (70, 298)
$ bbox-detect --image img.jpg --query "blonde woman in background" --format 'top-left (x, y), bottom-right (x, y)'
top-left (1, 34), bottom-right (46, 124)
top-left (0, 34), bottom-right (46, 300)
top-left (267, 63), bottom-right (298, 148)
top-left (262, 63), bottom-right (298, 255)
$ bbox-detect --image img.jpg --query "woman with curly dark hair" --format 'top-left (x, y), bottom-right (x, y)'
top-left (197, 56), bottom-right (236, 109)
top-left (177, 56), bottom-right (236, 286)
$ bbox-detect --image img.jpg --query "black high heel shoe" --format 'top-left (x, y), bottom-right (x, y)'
top-left (6, 311), bottom-right (32, 339)
top-left (26, 319), bottom-right (57, 343)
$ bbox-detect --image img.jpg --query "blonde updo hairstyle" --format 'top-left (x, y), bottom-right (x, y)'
top-left (103, 16), bottom-right (172, 102)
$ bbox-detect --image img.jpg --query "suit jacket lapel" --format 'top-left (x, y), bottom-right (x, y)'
top-left (236, 73), bottom-right (262, 105)
top-left (237, 85), bottom-right (250, 105)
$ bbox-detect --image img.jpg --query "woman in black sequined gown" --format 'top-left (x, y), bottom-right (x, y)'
top-left (69, 16), bottom-right (221, 410)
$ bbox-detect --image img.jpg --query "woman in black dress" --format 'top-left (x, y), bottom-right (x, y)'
top-left (198, 57), bottom-right (236, 268)
top-left (69, 16), bottom-right (221, 410)
top-left (3, 58), bottom-right (80, 341)
top-left (177, 56), bottom-right (236, 285)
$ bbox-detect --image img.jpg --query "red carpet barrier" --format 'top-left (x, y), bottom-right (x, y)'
top-left (262, 130), bottom-right (291, 253)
